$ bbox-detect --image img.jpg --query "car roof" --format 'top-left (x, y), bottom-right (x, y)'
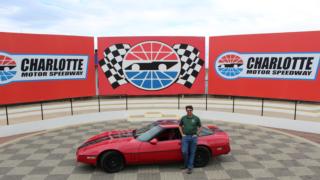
top-left (159, 124), bottom-right (179, 128)
top-left (153, 119), bottom-right (180, 128)
top-left (154, 119), bottom-right (179, 125)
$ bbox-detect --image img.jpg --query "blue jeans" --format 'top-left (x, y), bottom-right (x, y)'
top-left (181, 135), bottom-right (198, 169)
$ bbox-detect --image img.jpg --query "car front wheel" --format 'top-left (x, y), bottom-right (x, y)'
top-left (194, 146), bottom-right (211, 167)
top-left (100, 151), bottom-right (125, 173)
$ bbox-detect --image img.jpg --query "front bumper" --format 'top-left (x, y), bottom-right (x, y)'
top-left (76, 148), bottom-right (98, 165)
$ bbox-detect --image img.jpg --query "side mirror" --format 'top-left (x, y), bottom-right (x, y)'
top-left (150, 138), bottom-right (158, 145)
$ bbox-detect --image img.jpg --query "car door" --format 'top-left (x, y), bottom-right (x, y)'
top-left (137, 127), bottom-right (182, 164)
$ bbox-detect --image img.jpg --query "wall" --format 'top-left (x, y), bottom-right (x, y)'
top-left (1, 95), bottom-right (319, 126)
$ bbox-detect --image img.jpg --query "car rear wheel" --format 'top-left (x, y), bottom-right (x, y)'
top-left (100, 151), bottom-right (125, 173)
top-left (194, 146), bottom-right (211, 167)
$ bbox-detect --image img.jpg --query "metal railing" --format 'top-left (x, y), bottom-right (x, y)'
top-left (1, 95), bottom-right (319, 126)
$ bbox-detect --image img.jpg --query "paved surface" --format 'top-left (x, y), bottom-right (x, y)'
top-left (0, 132), bottom-right (44, 145)
top-left (269, 128), bottom-right (320, 145)
top-left (0, 120), bottom-right (319, 180)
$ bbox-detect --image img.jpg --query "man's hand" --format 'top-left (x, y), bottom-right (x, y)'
top-left (179, 126), bottom-right (185, 137)
top-left (197, 127), bottom-right (201, 137)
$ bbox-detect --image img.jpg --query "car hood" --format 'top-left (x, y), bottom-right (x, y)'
top-left (78, 129), bottom-right (134, 149)
top-left (88, 129), bottom-right (134, 142)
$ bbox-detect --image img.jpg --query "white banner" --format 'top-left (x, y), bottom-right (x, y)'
top-left (0, 52), bottom-right (88, 85)
top-left (215, 52), bottom-right (319, 80)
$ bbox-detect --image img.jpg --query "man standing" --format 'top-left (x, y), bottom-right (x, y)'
top-left (179, 105), bottom-right (202, 174)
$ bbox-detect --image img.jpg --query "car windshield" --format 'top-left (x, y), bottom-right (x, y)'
top-left (133, 122), bottom-right (158, 137)
top-left (200, 127), bottom-right (214, 136)
top-left (137, 126), bottom-right (163, 142)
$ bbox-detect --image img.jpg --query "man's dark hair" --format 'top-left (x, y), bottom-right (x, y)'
top-left (185, 105), bottom-right (193, 110)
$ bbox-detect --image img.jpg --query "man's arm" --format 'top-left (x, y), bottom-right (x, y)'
top-left (197, 118), bottom-right (202, 136)
top-left (197, 126), bottom-right (202, 136)
top-left (179, 119), bottom-right (185, 136)
top-left (179, 126), bottom-right (185, 136)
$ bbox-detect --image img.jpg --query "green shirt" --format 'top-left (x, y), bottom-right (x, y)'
top-left (179, 115), bottom-right (201, 135)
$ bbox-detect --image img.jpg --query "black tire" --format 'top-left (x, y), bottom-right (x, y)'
top-left (194, 146), bottom-right (211, 167)
top-left (100, 151), bottom-right (125, 173)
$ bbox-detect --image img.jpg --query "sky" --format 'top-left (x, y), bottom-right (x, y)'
top-left (1, 0), bottom-right (320, 37)
top-left (1, 0), bottom-right (320, 66)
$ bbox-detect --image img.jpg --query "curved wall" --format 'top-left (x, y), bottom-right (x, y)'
top-left (1, 95), bottom-right (319, 126)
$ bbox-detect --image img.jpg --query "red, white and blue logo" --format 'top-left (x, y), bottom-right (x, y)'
top-left (99, 41), bottom-right (204, 90)
top-left (215, 52), bottom-right (244, 79)
top-left (0, 54), bottom-right (17, 84)
top-left (123, 41), bottom-right (181, 90)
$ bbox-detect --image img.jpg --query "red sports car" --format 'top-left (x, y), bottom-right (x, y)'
top-left (76, 120), bottom-right (230, 173)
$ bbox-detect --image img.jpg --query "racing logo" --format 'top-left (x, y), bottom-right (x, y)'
top-left (0, 54), bottom-right (17, 84)
top-left (215, 53), bottom-right (244, 79)
top-left (99, 41), bottom-right (204, 90)
top-left (123, 41), bottom-right (180, 90)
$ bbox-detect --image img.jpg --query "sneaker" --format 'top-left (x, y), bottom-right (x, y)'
top-left (186, 168), bottom-right (192, 174)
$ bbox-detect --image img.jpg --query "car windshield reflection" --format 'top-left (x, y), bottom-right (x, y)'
top-left (137, 126), bottom-right (163, 142)
top-left (133, 122), bottom-right (157, 137)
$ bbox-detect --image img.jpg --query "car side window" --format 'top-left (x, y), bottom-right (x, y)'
top-left (156, 128), bottom-right (181, 141)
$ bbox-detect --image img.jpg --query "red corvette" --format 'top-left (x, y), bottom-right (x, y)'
top-left (76, 120), bottom-right (230, 173)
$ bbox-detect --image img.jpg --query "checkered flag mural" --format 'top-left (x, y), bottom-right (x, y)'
top-left (100, 42), bottom-right (204, 89)
top-left (173, 44), bottom-right (204, 88)
top-left (99, 44), bottom-right (131, 89)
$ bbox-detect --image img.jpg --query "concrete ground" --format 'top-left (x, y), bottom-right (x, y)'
top-left (1, 110), bottom-right (320, 137)
top-left (0, 119), bottom-right (319, 180)
top-left (1, 127), bottom-right (319, 147)
top-left (268, 128), bottom-right (320, 145)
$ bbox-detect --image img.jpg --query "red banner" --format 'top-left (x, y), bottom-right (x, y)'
top-left (0, 32), bottom-right (95, 105)
top-left (209, 31), bottom-right (320, 102)
top-left (98, 37), bottom-right (205, 95)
